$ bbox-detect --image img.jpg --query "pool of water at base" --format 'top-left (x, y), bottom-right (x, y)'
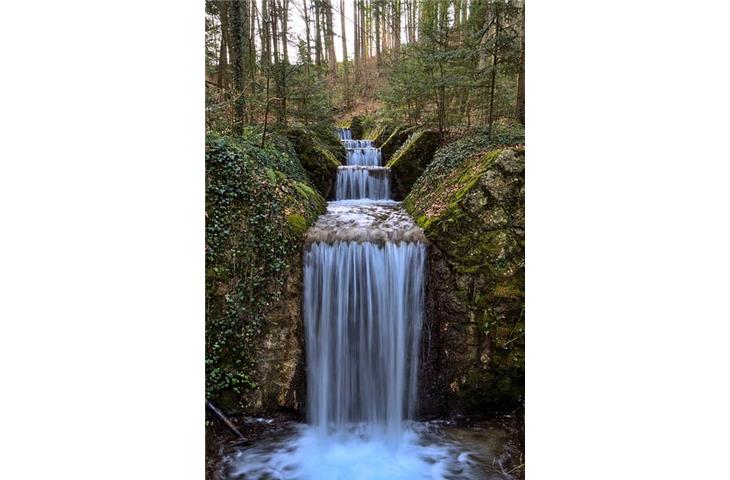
top-left (221, 420), bottom-right (521, 480)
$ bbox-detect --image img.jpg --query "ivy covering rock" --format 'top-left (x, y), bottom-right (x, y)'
top-left (206, 131), bottom-right (327, 414)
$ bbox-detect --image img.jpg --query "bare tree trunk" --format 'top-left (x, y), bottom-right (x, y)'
top-left (393, 0), bottom-right (401, 56)
top-left (374, 0), bottom-right (381, 65)
top-left (217, 1), bottom-right (229, 88)
top-left (340, 0), bottom-right (350, 107)
top-left (353, 0), bottom-right (360, 68)
top-left (280, 0), bottom-right (289, 64)
top-left (303, 0), bottom-right (312, 62)
top-left (515, 0), bottom-right (525, 124)
top-left (364, 1), bottom-right (370, 58)
top-left (487, 7), bottom-right (500, 136)
top-left (261, 0), bottom-right (271, 67)
top-left (269, 0), bottom-right (286, 125)
top-left (229, 0), bottom-right (247, 129)
top-left (314, 0), bottom-right (323, 66)
top-left (324, 0), bottom-right (337, 76)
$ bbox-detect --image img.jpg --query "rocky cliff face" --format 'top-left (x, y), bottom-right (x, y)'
top-left (404, 137), bottom-right (525, 415)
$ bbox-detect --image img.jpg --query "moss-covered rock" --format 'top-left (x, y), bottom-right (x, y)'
top-left (285, 125), bottom-right (345, 198)
top-left (379, 125), bottom-right (419, 162)
top-left (363, 123), bottom-right (390, 143)
top-left (404, 134), bottom-right (525, 415)
top-left (349, 116), bottom-right (364, 139)
top-left (206, 133), bottom-right (326, 415)
top-left (386, 130), bottom-right (441, 198)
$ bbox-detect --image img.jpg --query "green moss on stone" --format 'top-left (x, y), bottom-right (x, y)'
top-left (386, 130), bottom-right (441, 198)
top-left (404, 129), bottom-right (525, 414)
top-left (286, 125), bottom-right (344, 197)
top-left (286, 213), bottom-right (308, 237)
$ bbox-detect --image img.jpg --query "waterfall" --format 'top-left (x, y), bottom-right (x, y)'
top-left (346, 147), bottom-right (381, 166)
top-left (336, 127), bottom-right (353, 140)
top-left (306, 129), bottom-right (424, 440)
top-left (335, 132), bottom-right (390, 201)
top-left (228, 129), bottom-right (490, 480)
top-left (334, 166), bottom-right (391, 200)
top-left (304, 241), bottom-right (425, 437)
top-left (343, 139), bottom-right (375, 149)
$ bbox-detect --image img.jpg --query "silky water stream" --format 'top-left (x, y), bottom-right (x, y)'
top-left (223, 129), bottom-right (517, 480)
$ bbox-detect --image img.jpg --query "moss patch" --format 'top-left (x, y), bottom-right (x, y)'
top-left (285, 125), bottom-right (344, 198)
top-left (386, 129), bottom-right (441, 198)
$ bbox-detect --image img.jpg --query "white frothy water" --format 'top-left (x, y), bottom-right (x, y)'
top-left (227, 423), bottom-right (499, 480)
top-left (225, 131), bottom-right (498, 480)
top-left (336, 133), bottom-right (389, 200)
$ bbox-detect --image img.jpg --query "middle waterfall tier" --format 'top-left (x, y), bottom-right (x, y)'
top-left (335, 166), bottom-right (391, 200)
top-left (346, 147), bottom-right (381, 166)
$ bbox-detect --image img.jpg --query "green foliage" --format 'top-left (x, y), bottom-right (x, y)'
top-left (287, 41), bottom-right (336, 126)
top-left (379, 1), bottom-right (523, 130)
top-left (205, 133), bottom-right (326, 412)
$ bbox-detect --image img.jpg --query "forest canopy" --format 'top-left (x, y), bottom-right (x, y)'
top-left (205, 0), bottom-right (525, 135)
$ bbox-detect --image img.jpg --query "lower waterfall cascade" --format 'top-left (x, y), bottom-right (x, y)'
top-left (225, 128), bottom-right (509, 480)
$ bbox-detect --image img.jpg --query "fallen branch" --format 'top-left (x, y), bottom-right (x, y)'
top-left (206, 400), bottom-right (244, 439)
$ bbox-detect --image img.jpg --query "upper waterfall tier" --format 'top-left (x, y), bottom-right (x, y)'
top-left (336, 127), bottom-right (352, 140)
top-left (343, 139), bottom-right (374, 149)
top-left (306, 201), bottom-right (426, 245)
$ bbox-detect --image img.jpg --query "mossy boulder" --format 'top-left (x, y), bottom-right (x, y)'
top-left (386, 130), bottom-right (441, 198)
top-left (285, 125), bottom-right (345, 198)
top-left (206, 133), bottom-right (326, 415)
top-left (363, 123), bottom-right (391, 143)
top-left (379, 125), bottom-right (419, 162)
top-left (404, 137), bottom-right (525, 415)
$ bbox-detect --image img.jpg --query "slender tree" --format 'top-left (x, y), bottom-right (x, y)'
top-left (229, 0), bottom-right (248, 128)
top-left (339, 0), bottom-right (350, 106)
top-left (216, 0), bottom-right (229, 88)
top-left (303, 0), bottom-right (313, 62)
top-left (374, 0), bottom-right (381, 65)
top-left (515, 0), bottom-right (525, 124)
top-left (392, 0), bottom-right (401, 56)
top-left (487, 3), bottom-right (501, 135)
top-left (324, 0), bottom-right (337, 77)
top-left (314, 0), bottom-right (323, 66)
top-left (353, 0), bottom-right (360, 68)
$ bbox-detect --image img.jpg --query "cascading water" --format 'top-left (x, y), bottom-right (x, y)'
top-left (346, 147), bottom-right (381, 166)
top-left (334, 131), bottom-right (390, 200)
top-left (334, 166), bottom-right (391, 200)
top-left (226, 127), bottom-right (505, 480)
